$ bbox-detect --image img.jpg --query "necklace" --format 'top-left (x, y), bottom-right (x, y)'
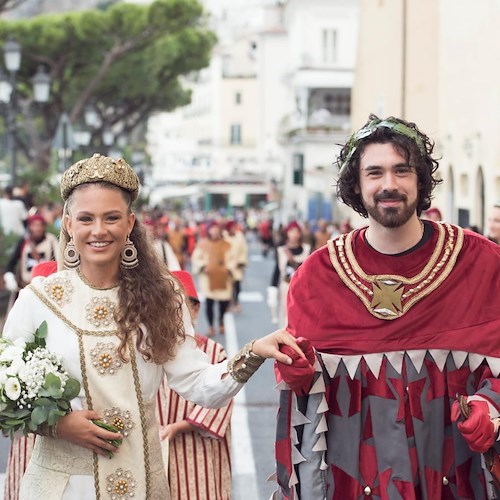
top-left (77, 268), bottom-right (119, 291)
top-left (328, 222), bottom-right (464, 320)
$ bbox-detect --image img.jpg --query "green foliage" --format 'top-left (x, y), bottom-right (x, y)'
top-left (0, 0), bottom-right (216, 171)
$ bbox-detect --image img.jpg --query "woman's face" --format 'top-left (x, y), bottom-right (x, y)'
top-left (66, 185), bottom-right (135, 270)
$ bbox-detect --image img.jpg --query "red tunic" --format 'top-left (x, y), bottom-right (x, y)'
top-left (274, 222), bottom-right (500, 499)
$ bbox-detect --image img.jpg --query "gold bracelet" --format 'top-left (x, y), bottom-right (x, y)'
top-left (227, 340), bottom-right (265, 383)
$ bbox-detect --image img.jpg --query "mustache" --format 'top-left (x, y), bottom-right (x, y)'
top-left (374, 190), bottom-right (407, 202)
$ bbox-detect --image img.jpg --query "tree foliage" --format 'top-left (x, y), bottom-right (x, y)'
top-left (0, 0), bottom-right (216, 172)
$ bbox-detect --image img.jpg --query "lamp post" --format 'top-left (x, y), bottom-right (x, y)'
top-left (3, 36), bottom-right (21, 185)
top-left (0, 38), bottom-right (51, 184)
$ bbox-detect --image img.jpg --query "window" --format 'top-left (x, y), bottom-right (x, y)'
top-left (230, 124), bottom-right (241, 145)
top-left (235, 92), bottom-right (242, 105)
top-left (322, 29), bottom-right (337, 64)
top-left (293, 153), bottom-right (304, 186)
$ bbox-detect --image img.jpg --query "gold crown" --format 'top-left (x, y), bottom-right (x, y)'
top-left (60, 153), bottom-right (140, 202)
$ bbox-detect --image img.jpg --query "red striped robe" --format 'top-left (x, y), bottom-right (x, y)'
top-left (156, 335), bottom-right (233, 500)
top-left (4, 433), bottom-right (36, 500)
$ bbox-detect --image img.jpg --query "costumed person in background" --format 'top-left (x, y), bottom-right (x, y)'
top-left (268, 221), bottom-right (311, 327)
top-left (2, 153), bottom-right (302, 500)
top-left (167, 218), bottom-right (187, 269)
top-left (225, 219), bottom-right (248, 313)
top-left (313, 219), bottom-right (331, 251)
top-left (486, 203), bottom-right (500, 244)
top-left (191, 221), bottom-right (236, 337)
top-left (3, 260), bottom-right (57, 500)
top-left (422, 206), bottom-right (443, 222)
top-left (274, 115), bottom-right (500, 499)
top-left (0, 185), bottom-right (28, 237)
top-left (3, 214), bottom-right (59, 307)
top-left (157, 270), bottom-right (233, 500)
top-left (144, 218), bottom-right (181, 270)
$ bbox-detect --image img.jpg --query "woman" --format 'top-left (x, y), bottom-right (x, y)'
top-left (2, 154), bottom-right (301, 500)
top-left (191, 221), bottom-right (235, 336)
top-left (269, 221), bottom-right (311, 326)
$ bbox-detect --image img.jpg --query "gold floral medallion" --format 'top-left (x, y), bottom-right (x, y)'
top-left (85, 297), bottom-right (116, 328)
top-left (44, 276), bottom-right (74, 306)
top-left (90, 342), bottom-right (124, 375)
top-left (101, 407), bottom-right (135, 437)
top-left (106, 468), bottom-right (137, 499)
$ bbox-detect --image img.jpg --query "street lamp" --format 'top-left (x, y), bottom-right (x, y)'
top-left (0, 38), bottom-right (51, 184)
top-left (3, 36), bottom-right (21, 185)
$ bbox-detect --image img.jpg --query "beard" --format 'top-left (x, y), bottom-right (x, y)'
top-left (362, 190), bottom-right (418, 228)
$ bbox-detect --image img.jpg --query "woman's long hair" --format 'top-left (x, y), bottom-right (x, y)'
top-left (59, 182), bottom-right (186, 364)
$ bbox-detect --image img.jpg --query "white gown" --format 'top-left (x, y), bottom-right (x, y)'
top-left (3, 270), bottom-right (242, 499)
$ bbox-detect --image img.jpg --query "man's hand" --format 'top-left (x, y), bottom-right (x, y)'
top-left (452, 398), bottom-right (496, 453)
top-left (275, 337), bottom-right (316, 396)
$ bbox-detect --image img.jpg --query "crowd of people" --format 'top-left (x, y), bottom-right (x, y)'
top-left (0, 113), bottom-right (498, 500)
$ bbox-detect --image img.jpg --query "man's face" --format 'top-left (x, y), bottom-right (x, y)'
top-left (28, 220), bottom-right (46, 241)
top-left (357, 142), bottom-right (419, 228)
top-left (487, 206), bottom-right (500, 243)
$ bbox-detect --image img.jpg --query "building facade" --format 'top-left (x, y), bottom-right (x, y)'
top-left (352, 0), bottom-right (500, 231)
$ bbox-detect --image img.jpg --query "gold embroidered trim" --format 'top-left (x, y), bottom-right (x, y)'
top-left (328, 222), bottom-right (464, 320)
top-left (27, 284), bottom-right (150, 498)
top-left (27, 285), bottom-right (118, 337)
top-left (77, 268), bottom-right (119, 291)
top-left (128, 338), bottom-right (151, 498)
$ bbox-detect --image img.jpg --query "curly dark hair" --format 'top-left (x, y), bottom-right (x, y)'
top-left (335, 116), bottom-right (442, 217)
top-left (61, 182), bottom-right (186, 364)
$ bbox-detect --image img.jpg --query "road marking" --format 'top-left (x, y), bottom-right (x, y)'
top-left (224, 313), bottom-right (259, 499)
top-left (197, 292), bottom-right (264, 303)
top-left (238, 291), bottom-right (264, 302)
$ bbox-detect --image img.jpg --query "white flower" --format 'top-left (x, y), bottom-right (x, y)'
top-left (0, 368), bottom-right (7, 386)
top-left (18, 364), bottom-right (33, 384)
top-left (5, 357), bottom-right (26, 377)
top-left (0, 344), bottom-right (24, 363)
top-left (5, 377), bottom-right (21, 401)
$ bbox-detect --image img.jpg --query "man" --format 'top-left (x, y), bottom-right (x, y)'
top-left (274, 115), bottom-right (500, 499)
top-left (486, 204), bottom-right (500, 244)
top-left (3, 214), bottom-right (59, 293)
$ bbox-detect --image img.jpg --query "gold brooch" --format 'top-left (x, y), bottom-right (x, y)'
top-left (106, 468), bottom-right (137, 499)
top-left (101, 407), bottom-right (135, 437)
top-left (44, 276), bottom-right (74, 306)
top-left (85, 297), bottom-right (116, 328)
top-left (90, 342), bottom-right (124, 375)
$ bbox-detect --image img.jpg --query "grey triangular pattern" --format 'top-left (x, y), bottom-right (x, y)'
top-left (386, 351), bottom-right (404, 374)
top-left (311, 433), bottom-right (327, 452)
top-left (289, 469), bottom-right (299, 487)
top-left (486, 357), bottom-right (500, 377)
top-left (343, 355), bottom-right (362, 379)
top-left (291, 426), bottom-right (299, 445)
top-left (317, 394), bottom-right (329, 413)
top-left (291, 407), bottom-right (311, 426)
top-left (320, 454), bottom-right (329, 471)
top-left (275, 380), bottom-right (290, 391)
top-left (451, 350), bottom-right (468, 369)
top-left (469, 353), bottom-right (486, 372)
top-left (363, 353), bottom-right (384, 378)
top-left (407, 349), bottom-right (427, 373)
top-left (314, 356), bottom-right (322, 372)
top-left (267, 472), bottom-right (277, 482)
top-left (428, 349), bottom-right (450, 372)
top-left (309, 374), bottom-right (326, 394)
top-left (320, 353), bottom-right (342, 378)
top-left (315, 414), bottom-right (328, 434)
top-left (291, 446), bottom-right (307, 465)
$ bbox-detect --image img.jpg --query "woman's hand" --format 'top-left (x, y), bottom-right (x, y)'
top-left (252, 329), bottom-right (305, 365)
top-left (160, 420), bottom-right (196, 441)
top-left (56, 410), bottom-right (123, 457)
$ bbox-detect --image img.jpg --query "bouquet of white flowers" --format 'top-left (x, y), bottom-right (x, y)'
top-left (0, 321), bottom-right (80, 439)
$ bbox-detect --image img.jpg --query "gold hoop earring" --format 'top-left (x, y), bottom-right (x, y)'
top-left (120, 236), bottom-right (139, 269)
top-left (63, 238), bottom-right (80, 269)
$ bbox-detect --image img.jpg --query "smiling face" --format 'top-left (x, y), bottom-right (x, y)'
top-left (65, 184), bottom-right (135, 272)
top-left (357, 142), bottom-right (419, 228)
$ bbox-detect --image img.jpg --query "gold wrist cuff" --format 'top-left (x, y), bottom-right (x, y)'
top-left (227, 340), bottom-right (265, 383)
